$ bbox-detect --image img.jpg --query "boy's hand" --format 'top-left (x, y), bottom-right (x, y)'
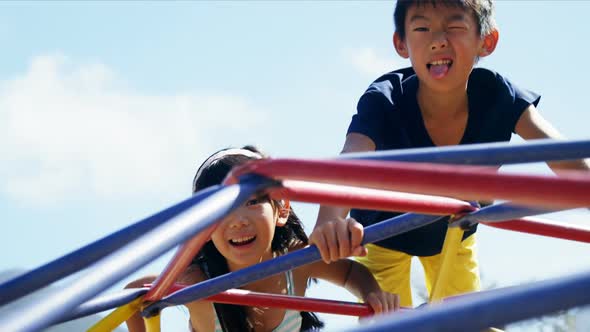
top-left (309, 217), bottom-right (367, 263)
top-left (364, 291), bottom-right (401, 314)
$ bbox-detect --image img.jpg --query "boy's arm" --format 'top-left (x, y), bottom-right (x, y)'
top-left (309, 133), bottom-right (376, 263)
top-left (305, 258), bottom-right (400, 314)
top-left (515, 105), bottom-right (590, 172)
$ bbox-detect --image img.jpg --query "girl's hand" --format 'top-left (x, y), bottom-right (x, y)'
top-left (364, 291), bottom-right (401, 315)
top-left (309, 217), bottom-right (367, 263)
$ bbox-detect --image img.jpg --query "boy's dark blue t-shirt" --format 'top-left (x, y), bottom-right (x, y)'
top-left (347, 67), bottom-right (541, 256)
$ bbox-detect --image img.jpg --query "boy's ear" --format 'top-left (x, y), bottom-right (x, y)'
top-left (393, 32), bottom-right (410, 59)
top-left (479, 29), bottom-right (499, 57)
top-left (276, 199), bottom-right (290, 227)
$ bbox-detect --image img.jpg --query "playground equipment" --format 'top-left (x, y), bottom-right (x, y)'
top-left (1, 138), bottom-right (590, 332)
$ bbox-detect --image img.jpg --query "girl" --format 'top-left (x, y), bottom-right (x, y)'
top-left (126, 146), bottom-right (400, 332)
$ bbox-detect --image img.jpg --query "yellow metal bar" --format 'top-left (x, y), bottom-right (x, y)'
top-left (87, 296), bottom-right (144, 332)
top-left (429, 226), bottom-right (464, 303)
top-left (144, 314), bottom-right (161, 332)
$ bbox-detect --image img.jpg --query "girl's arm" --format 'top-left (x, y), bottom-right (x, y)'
top-left (124, 275), bottom-right (159, 332)
top-left (124, 266), bottom-right (213, 332)
top-left (180, 265), bottom-right (217, 332)
top-left (304, 258), bottom-right (400, 314)
top-left (515, 105), bottom-right (590, 172)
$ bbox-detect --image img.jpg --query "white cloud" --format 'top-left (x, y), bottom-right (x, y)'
top-left (346, 47), bottom-right (410, 77)
top-left (0, 54), bottom-right (265, 205)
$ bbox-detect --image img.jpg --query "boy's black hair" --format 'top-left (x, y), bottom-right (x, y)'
top-left (191, 145), bottom-right (324, 332)
top-left (394, 0), bottom-right (496, 40)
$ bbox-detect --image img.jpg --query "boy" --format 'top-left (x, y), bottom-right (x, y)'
top-left (310, 0), bottom-right (589, 307)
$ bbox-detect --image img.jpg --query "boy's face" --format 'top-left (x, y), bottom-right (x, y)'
top-left (394, 3), bottom-right (494, 92)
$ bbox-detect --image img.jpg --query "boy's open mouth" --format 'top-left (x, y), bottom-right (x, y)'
top-left (229, 235), bottom-right (256, 246)
top-left (427, 59), bottom-right (453, 78)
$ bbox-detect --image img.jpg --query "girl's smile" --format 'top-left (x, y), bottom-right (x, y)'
top-left (229, 235), bottom-right (256, 247)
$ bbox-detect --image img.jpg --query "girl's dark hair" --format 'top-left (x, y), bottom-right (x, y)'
top-left (394, 0), bottom-right (496, 40)
top-left (191, 145), bottom-right (324, 332)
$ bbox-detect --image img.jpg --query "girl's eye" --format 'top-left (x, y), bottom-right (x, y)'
top-left (245, 198), bottom-right (261, 206)
top-left (413, 27), bottom-right (429, 32)
top-left (448, 26), bottom-right (466, 30)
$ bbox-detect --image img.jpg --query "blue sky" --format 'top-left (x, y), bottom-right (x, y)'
top-left (1, 1), bottom-right (590, 331)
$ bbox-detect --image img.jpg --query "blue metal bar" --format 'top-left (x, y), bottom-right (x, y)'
top-left (345, 268), bottom-right (590, 332)
top-left (449, 202), bottom-right (558, 228)
top-left (144, 213), bottom-right (444, 316)
top-left (58, 214), bottom-right (438, 322)
top-left (0, 175), bottom-right (274, 332)
top-left (54, 288), bottom-right (148, 324)
top-left (338, 138), bottom-right (590, 165)
top-left (0, 185), bottom-right (219, 307)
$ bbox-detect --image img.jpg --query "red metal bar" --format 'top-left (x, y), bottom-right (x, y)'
top-left (145, 283), bottom-right (376, 317)
top-left (482, 217), bottom-right (590, 243)
top-left (270, 180), bottom-right (475, 215)
top-left (226, 159), bottom-right (590, 210)
top-left (143, 225), bottom-right (217, 302)
top-left (208, 289), bottom-right (375, 317)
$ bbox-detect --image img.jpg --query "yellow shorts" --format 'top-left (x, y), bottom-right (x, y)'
top-left (355, 234), bottom-right (481, 307)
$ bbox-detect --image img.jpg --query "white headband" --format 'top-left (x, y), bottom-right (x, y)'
top-left (192, 148), bottom-right (263, 192)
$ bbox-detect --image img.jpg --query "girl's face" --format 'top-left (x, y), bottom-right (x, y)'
top-left (210, 195), bottom-right (288, 271)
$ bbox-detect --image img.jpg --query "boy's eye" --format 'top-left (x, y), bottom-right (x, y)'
top-left (448, 26), bottom-right (466, 30)
top-left (413, 27), bottom-right (429, 32)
